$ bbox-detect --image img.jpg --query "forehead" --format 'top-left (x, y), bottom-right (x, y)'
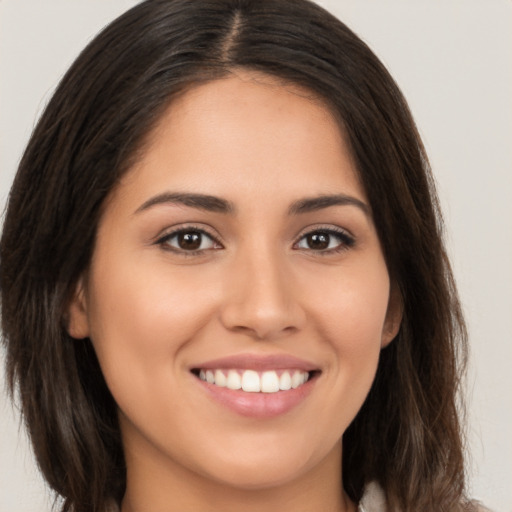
top-left (115, 71), bottom-right (366, 210)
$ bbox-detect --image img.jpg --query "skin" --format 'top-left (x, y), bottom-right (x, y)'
top-left (68, 71), bottom-right (402, 512)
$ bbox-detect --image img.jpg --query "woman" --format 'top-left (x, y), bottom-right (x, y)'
top-left (0, 0), bottom-right (482, 511)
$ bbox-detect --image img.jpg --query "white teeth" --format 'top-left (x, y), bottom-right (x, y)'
top-left (241, 370), bottom-right (261, 392)
top-left (226, 370), bottom-right (242, 390)
top-left (291, 370), bottom-right (303, 389)
top-left (279, 371), bottom-right (292, 390)
top-left (261, 371), bottom-right (280, 393)
top-left (214, 369), bottom-right (227, 387)
top-left (198, 368), bottom-right (311, 392)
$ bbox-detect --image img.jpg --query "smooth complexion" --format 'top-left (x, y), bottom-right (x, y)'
top-left (68, 72), bottom-right (401, 512)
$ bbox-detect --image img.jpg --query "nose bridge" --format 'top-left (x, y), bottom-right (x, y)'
top-left (220, 238), bottom-right (304, 339)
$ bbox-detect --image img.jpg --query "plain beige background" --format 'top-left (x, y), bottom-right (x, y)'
top-left (1, 1), bottom-right (511, 511)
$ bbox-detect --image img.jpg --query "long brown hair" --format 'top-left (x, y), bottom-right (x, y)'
top-left (1, 1), bottom-right (471, 510)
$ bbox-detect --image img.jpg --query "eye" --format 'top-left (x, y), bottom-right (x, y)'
top-left (157, 228), bottom-right (221, 253)
top-left (295, 228), bottom-right (354, 253)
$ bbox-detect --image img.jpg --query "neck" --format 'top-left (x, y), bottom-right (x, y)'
top-left (120, 438), bottom-right (356, 512)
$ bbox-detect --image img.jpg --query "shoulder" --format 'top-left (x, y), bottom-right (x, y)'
top-left (105, 501), bottom-right (120, 512)
top-left (357, 483), bottom-right (492, 512)
top-left (358, 481), bottom-right (387, 512)
top-left (472, 504), bottom-right (493, 512)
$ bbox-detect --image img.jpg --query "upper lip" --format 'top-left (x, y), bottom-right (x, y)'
top-left (191, 353), bottom-right (319, 372)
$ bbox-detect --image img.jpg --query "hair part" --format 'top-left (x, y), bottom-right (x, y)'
top-left (1, 1), bottom-right (471, 511)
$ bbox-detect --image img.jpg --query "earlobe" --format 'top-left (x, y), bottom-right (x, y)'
top-left (66, 278), bottom-right (90, 339)
top-left (381, 284), bottom-right (403, 348)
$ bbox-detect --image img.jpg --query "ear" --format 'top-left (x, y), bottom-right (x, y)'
top-left (381, 283), bottom-right (403, 348)
top-left (66, 277), bottom-right (90, 339)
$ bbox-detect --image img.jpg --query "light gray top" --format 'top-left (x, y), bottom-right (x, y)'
top-left (358, 481), bottom-right (387, 512)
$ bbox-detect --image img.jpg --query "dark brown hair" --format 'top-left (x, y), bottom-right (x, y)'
top-left (1, 1), bottom-right (471, 511)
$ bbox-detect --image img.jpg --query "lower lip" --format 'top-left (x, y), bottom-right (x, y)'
top-left (194, 374), bottom-right (317, 418)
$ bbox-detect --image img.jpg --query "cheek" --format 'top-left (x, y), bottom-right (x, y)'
top-left (306, 258), bottom-right (390, 350)
top-left (303, 258), bottom-right (389, 423)
top-left (90, 251), bottom-right (215, 337)
top-left (85, 254), bottom-right (220, 400)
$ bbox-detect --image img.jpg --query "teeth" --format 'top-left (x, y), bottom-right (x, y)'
top-left (261, 371), bottom-right (279, 393)
top-left (197, 369), bottom-right (310, 392)
top-left (226, 370), bottom-right (242, 389)
top-left (279, 371), bottom-right (292, 390)
top-left (242, 370), bottom-right (260, 392)
top-left (291, 371), bottom-right (301, 388)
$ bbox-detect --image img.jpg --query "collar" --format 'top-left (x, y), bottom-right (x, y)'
top-left (358, 481), bottom-right (387, 512)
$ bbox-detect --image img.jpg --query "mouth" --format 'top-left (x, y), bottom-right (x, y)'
top-left (190, 354), bottom-right (320, 418)
top-left (191, 368), bottom-right (319, 393)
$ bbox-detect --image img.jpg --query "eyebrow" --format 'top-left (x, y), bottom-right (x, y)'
top-left (135, 192), bottom-right (235, 214)
top-left (287, 194), bottom-right (370, 216)
top-left (134, 192), bottom-right (369, 217)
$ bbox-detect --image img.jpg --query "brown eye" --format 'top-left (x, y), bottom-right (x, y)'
top-left (305, 232), bottom-right (330, 250)
top-left (295, 229), bottom-right (354, 252)
top-left (159, 229), bottom-right (218, 253)
top-left (177, 231), bottom-right (202, 250)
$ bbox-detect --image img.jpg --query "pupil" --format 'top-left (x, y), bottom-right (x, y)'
top-left (308, 233), bottom-right (329, 250)
top-left (178, 232), bottom-right (201, 250)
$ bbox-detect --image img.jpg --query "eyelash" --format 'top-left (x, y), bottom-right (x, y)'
top-left (294, 226), bottom-right (355, 255)
top-left (155, 225), bottom-right (355, 257)
top-left (156, 225), bottom-right (221, 257)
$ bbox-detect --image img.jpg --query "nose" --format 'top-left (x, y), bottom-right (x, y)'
top-left (219, 248), bottom-right (306, 340)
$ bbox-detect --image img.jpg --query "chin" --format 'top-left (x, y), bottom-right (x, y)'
top-left (203, 458), bottom-right (311, 491)
top-left (189, 435), bottom-right (338, 492)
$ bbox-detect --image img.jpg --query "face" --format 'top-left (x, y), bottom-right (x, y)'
top-left (68, 72), bottom-right (401, 495)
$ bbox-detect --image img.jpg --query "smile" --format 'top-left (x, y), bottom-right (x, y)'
top-left (197, 369), bottom-right (310, 393)
top-left (191, 354), bottom-right (320, 417)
